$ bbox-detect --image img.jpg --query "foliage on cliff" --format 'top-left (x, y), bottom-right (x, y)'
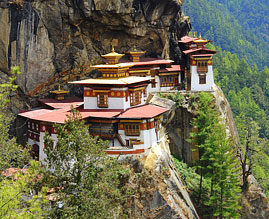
top-left (0, 67), bottom-right (49, 218)
top-left (207, 45), bottom-right (269, 196)
top-left (0, 66), bottom-right (29, 172)
top-left (43, 110), bottom-right (132, 218)
top-left (187, 92), bottom-right (241, 218)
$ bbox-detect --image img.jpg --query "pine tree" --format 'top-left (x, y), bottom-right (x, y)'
top-left (44, 109), bottom-right (128, 218)
top-left (189, 92), bottom-right (241, 218)
top-left (0, 66), bottom-right (29, 174)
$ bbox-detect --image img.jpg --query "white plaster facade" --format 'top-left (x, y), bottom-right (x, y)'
top-left (116, 119), bottom-right (160, 150)
top-left (190, 65), bottom-right (214, 91)
top-left (84, 87), bottom-right (147, 110)
top-left (147, 75), bottom-right (181, 93)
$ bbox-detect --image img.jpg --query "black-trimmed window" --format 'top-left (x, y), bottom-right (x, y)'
top-left (125, 123), bottom-right (140, 136)
top-left (97, 93), bottom-right (108, 108)
top-left (160, 75), bottom-right (178, 87)
top-left (197, 61), bottom-right (208, 73)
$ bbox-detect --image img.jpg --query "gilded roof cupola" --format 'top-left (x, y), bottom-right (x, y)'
top-left (50, 85), bottom-right (69, 100)
top-left (193, 33), bottom-right (210, 48)
top-left (101, 46), bottom-right (125, 64)
top-left (126, 45), bottom-right (146, 62)
top-left (92, 47), bottom-right (134, 79)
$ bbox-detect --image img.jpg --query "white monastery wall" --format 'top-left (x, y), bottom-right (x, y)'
top-left (190, 65), bottom-right (214, 91)
top-left (39, 132), bottom-right (46, 163)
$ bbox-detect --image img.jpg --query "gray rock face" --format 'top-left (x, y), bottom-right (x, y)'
top-left (0, 0), bottom-right (190, 99)
top-left (134, 136), bottom-right (199, 219)
top-left (240, 175), bottom-right (269, 219)
top-left (156, 86), bottom-right (240, 166)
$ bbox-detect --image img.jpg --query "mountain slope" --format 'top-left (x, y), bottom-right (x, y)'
top-left (183, 0), bottom-right (268, 69)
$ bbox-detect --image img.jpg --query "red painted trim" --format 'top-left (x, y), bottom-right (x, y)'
top-left (40, 125), bottom-right (47, 132)
top-left (147, 121), bottom-right (155, 129)
top-left (105, 149), bottom-right (145, 155)
top-left (140, 123), bottom-right (147, 130)
top-left (118, 124), bottom-right (124, 130)
top-left (51, 127), bottom-right (57, 134)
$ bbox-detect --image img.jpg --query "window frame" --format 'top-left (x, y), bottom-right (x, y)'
top-left (160, 75), bottom-right (177, 87)
top-left (97, 92), bottom-right (108, 108)
top-left (130, 91), bottom-right (142, 106)
top-left (197, 60), bottom-right (208, 73)
top-left (199, 74), bottom-right (206, 84)
top-left (124, 123), bottom-right (140, 136)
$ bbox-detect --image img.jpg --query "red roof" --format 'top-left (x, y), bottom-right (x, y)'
top-left (183, 48), bottom-right (217, 55)
top-left (39, 97), bottom-right (83, 109)
top-left (78, 109), bottom-right (122, 119)
top-left (158, 65), bottom-right (182, 73)
top-left (19, 108), bottom-right (123, 124)
top-left (192, 54), bottom-right (214, 57)
top-left (18, 109), bottom-right (54, 120)
top-left (21, 108), bottom-right (71, 124)
top-left (121, 58), bottom-right (173, 66)
top-left (179, 36), bottom-right (198, 43)
top-left (118, 104), bottom-right (168, 119)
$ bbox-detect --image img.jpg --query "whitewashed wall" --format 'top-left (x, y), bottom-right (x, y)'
top-left (190, 65), bottom-right (214, 91)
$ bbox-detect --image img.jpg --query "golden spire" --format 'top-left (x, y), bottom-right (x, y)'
top-left (133, 45), bottom-right (137, 52)
top-left (193, 32), bottom-right (196, 37)
top-left (199, 32), bottom-right (202, 39)
top-left (111, 45), bottom-right (115, 53)
top-left (50, 84), bottom-right (69, 100)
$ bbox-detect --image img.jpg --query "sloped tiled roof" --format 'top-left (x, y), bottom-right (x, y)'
top-left (118, 104), bottom-right (168, 119)
top-left (158, 65), bottom-right (182, 73)
top-left (70, 76), bottom-right (152, 85)
top-left (39, 97), bottom-right (83, 109)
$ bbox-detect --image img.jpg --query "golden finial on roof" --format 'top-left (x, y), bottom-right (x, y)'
top-left (133, 45), bottom-right (137, 52)
top-left (50, 84), bottom-right (69, 100)
top-left (111, 45), bottom-right (115, 53)
top-left (193, 32), bottom-right (196, 37)
top-left (199, 33), bottom-right (202, 39)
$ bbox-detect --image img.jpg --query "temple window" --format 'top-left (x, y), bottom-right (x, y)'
top-left (160, 75), bottom-right (178, 87)
top-left (125, 123), bottom-right (140, 136)
top-left (130, 91), bottom-right (141, 106)
top-left (97, 93), bottom-right (108, 108)
top-left (197, 60), bottom-right (208, 73)
top-left (199, 74), bottom-right (206, 84)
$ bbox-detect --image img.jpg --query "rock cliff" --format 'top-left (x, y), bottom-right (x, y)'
top-left (0, 0), bottom-right (190, 108)
top-left (149, 87), bottom-right (269, 218)
top-left (158, 86), bottom-right (240, 166)
top-left (129, 136), bottom-right (199, 219)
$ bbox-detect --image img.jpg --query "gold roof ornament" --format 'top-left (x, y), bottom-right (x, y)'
top-left (101, 46), bottom-right (125, 64)
top-left (126, 45), bottom-right (146, 62)
top-left (50, 84), bottom-right (69, 94)
top-left (193, 33), bottom-right (209, 44)
top-left (50, 84), bottom-right (69, 100)
top-left (193, 32), bottom-right (196, 37)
